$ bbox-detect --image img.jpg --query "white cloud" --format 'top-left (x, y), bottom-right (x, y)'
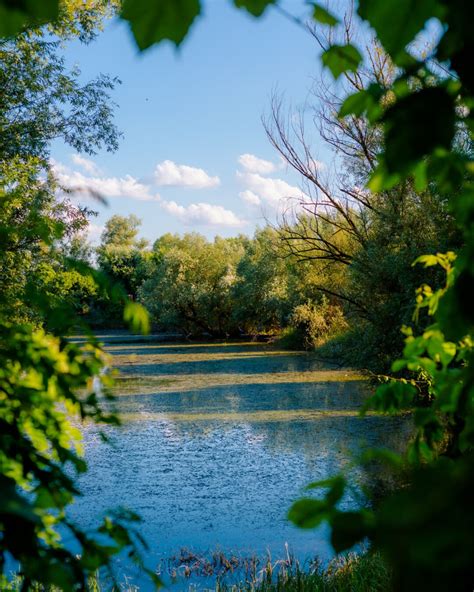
top-left (71, 154), bottom-right (101, 176)
top-left (160, 199), bottom-right (244, 227)
top-left (237, 171), bottom-right (307, 207)
top-left (238, 153), bottom-right (278, 175)
top-left (52, 162), bottom-right (157, 201)
top-left (239, 190), bottom-right (261, 206)
top-left (309, 158), bottom-right (325, 172)
top-left (154, 160), bottom-right (220, 188)
top-left (86, 223), bottom-right (104, 245)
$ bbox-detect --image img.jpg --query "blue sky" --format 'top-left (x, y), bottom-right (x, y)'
top-left (52, 1), bottom-right (333, 244)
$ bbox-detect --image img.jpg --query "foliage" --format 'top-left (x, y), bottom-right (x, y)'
top-left (285, 0), bottom-right (474, 589)
top-left (0, 326), bottom-right (155, 589)
top-left (268, 31), bottom-right (462, 372)
top-left (3, 550), bottom-right (390, 592)
top-left (0, 34), bottom-right (120, 162)
top-left (136, 226), bottom-right (348, 342)
top-left (139, 233), bottom-right (246, 337)
top-left (96, 215), bottom-right (151, 298)
top-left (287, 299), bottom-right (347, 351)
top-left (0, 10), bottom-right (155, 591)
top-left (231, 228), bottom-right (289, 334)
top-left (0, 157), bottom-right (93, 325)
top-left (321, 45), bottom-right (362, 79)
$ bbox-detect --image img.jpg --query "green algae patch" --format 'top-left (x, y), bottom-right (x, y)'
top-left (119, 408), bottom-right (375, 423)
top-left (110, 370), bottom-right (368, 398)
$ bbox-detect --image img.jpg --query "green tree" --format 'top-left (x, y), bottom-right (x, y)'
top-left (0, 35), bottom-right (120, 163)
top-left (232, 227), bottom-right (289, 333)
top-left (0, 8), bottom-right (152, 590)
top-left (140, 233), bottom-right (245, 337)
top-left (268, 34), bottom-right (461, 370)
top-left (0, 157), bottom-right (95, 325)
top-left (96, 214), bottom-right (150, 298)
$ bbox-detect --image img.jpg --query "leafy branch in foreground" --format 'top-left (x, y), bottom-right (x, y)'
top-left (0, 12), bottom-right (154, 590)
top-left (289, 0), bottom-right (474, 589)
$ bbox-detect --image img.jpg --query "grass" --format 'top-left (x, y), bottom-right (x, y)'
top-left (229, 552), bottom-right (392, 592)
top-left (2, 551), bottom-right (391, 591)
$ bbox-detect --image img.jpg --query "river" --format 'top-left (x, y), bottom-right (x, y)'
top-left (70, 334), bottom-right (410, 589)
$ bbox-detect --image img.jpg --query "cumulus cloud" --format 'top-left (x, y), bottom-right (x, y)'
top-left (71, 154), bottom-right (101, 176)
top-left (237, 171), bottom-right (307, 207)
top-left (160, 199), bottom-right (244, 227)
top-left (52, 161), bottom-right (157, 201)
top-left (238, 153), bottom-right (278, 175)
top-left (154, 160), bottom-right (220, 188)
top-left (239, 190), bottom-right (261, 206)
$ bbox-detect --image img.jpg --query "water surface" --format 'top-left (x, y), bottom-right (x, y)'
top-left (71, 336), bottom-right (410, 589)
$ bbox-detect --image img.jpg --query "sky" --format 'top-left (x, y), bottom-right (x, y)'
top-left (52, 0), bottom-right (334, 245)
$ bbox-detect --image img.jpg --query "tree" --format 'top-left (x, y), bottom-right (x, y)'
top-left (0, 36), bottom-right (120, 164)
top-left (0, 157), bottom-right (96, 325)
top-left (266, 28), bottom-right (461, 370)
top-left (96, 214), bottom-right (150, 299)
top-left (140, 233), bottom-right (245, 337)
top-left (232, 227), bottom-right (289, 334)
top-left (0, 9), bottom-right (153, 590)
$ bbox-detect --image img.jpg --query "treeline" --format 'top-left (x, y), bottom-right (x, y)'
top-left (85, 217), bottom-right (348, 345)
top-left (69, 186), bottom-right (459, 372)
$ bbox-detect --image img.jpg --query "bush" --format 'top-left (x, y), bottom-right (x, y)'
top-left (285, 299), bottom-right (348, 351)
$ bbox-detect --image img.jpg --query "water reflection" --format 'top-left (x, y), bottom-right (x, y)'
top-left (71, 337), bottom-right (411, 590)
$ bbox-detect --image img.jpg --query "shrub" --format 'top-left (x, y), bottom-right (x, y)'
top-left (286, 299), bottom-right (348, 350)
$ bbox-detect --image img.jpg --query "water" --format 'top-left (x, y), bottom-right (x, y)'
top-left (70, 336), bottom-right (411, 589)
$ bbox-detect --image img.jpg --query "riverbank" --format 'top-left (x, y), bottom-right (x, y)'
top-left (4, 551), bottom-right (391, 591)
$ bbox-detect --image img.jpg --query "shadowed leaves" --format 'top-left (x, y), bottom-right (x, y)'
top-left (322, 44), bottom-right (362, 79)
top-left (121, 0), bottom-right (201, 49)
top-left (0, 0), bottom-right (58, 36)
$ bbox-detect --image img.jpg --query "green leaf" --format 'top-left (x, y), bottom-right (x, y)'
top-left (339, 90), bottom-right (372, 118)
top-left (357, 0), bottom-right (442, 61)
top-left (339, 85), bottom-right (384, 120)
top-left (0, 0), bottom-right (58, 36)
top-left (305, 475), bottom-right (346, 505)
top-left (288, 498), bottom-right (330, 529)
top-left (391, 359), bottom-right (406, 372)
top-left (123, 301), bottom-right (150, 334)
top-left (367, 162), bottom-right (401, 192)
top-left (121, 0), bottom-right (201, 50)
top-left (322, 44), bottom-right (362, 79)
top-left (365, 381), bottom-right (416, 413)
top-left (331, 511), bottom-right (371, 552)
top-left (233, 0), bottom-right (275, 17)
top-left (311, 3), bottom-right (339, 26)
top-left (384, 87), bottom-right (455, 174)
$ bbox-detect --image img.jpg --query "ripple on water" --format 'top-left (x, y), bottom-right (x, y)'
top-left (70, 337), bottom-right (412, 590)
